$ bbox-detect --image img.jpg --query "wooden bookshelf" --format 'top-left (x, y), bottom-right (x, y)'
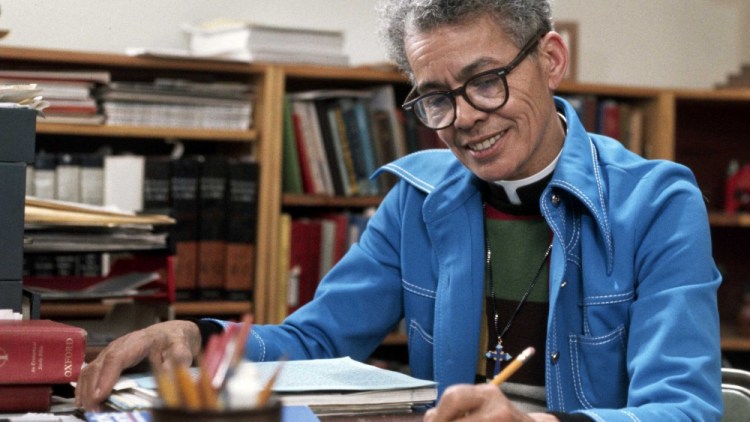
top-left (4, 46), bottom-right (750, 359)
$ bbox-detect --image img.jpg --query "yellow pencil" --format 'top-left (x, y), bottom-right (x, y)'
top-left (153, 363), bottom-right (181, 408)
top-left (175, 363), bottom-right (202, 411)
top-left (491, 346), bottom-right (536, 386)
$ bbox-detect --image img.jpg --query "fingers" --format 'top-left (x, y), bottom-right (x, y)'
top-left (424, 384), bottom-right (515, 421)
top-left (76, 331), bottom-right (152, 410)
top-left (75, 320), bottom-right (201, 410)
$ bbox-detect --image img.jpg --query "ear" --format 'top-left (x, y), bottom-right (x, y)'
top-left (539, 31), bottom-right (569, 90)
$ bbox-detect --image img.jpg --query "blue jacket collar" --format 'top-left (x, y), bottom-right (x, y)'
top-left (375, 97), bottom-right (613, 267)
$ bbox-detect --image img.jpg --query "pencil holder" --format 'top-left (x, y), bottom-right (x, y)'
top-left (150, 398), bottom-right (282, 422)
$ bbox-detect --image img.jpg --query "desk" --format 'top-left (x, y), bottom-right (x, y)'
top-left (321, 414), bottom-right (423, 421)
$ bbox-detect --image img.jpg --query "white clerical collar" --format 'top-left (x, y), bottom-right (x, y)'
top-left (491, 112), bottom-right (566, 205)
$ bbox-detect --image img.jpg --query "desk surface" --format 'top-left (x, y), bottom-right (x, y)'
top-left (321, 414), bottom-right (423, 421)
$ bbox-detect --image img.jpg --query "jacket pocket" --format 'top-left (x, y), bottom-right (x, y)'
top-left (568, 325), bottom-right (627, 409)
top-left (407, 319), bottom-right (434, 380)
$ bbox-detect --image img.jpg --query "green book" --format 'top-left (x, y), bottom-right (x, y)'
top-left (282, 94), bottom-right (304, 194)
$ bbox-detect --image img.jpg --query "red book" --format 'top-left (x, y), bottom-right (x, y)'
top-left (288, 219), bottom-right (322, 314)
top-left (0, 320), bottom-right (87, 384)
top-left (0, 384), bottom-right (52, 412)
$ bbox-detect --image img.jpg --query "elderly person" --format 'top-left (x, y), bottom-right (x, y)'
top-left (77, 1), bottom-right (723, 420)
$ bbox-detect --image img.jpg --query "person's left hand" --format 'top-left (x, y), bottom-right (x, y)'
top-left (423, 383), bottom-right (559, 421)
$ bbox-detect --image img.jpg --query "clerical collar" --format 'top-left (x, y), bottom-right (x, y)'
top-left (482, 111), bottom-right (566, 215)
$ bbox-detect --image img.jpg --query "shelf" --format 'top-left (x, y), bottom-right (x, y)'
top-left (40, 300), bottom-right (252, 319)
top-left (282, 193), bottom-right (383, 208)
top-left (709, 212), bottom-right (750, 228)
top-left (36, 122), bottom-right (258, 142)
top-left (172, 300), bottom-right (252, 317)
top-left (721, 323), bottom-right (750, 351)
top-left (0, 45), bottom-right (266, 75)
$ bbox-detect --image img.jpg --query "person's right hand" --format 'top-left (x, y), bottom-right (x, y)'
top-left (75, 320), bottom-right (202, 411)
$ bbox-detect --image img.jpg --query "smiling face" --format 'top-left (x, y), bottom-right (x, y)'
top-left (404, 14), bottom-right (568, 181)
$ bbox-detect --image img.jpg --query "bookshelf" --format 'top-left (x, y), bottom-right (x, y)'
top-left (0, 45), bottom-right (274, 324)
top-left (3, 45), bottom-right (750, 355)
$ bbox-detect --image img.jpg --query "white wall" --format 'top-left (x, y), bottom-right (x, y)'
top-left (0, 0), bottom-right (747, 89)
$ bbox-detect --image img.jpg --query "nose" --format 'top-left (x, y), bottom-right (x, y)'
top-left (453, 95), bottom-right (487, 130)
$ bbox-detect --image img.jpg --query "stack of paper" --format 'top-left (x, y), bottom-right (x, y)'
top-left (0, 70), bottom-right (109, 124)
top-left (109, 357), bottom-right (436, 417)
top-left (24, 196), bottom-right (173, 252)
top-left (182, 20), bottom-right (350, 67)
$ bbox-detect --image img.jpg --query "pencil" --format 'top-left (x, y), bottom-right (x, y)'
top-left (174, 363), bottom-right (202, 411)
top-left (153, 364), bottom-right (181, 408)
top-left (490, 346), bottom-right (536, 386)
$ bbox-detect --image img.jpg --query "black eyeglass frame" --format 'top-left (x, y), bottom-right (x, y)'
top-left (402, 29), bottom-right (547, 130)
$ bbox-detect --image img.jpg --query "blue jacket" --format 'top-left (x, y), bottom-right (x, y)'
top-left (245, 98), bottom-right (723, 421)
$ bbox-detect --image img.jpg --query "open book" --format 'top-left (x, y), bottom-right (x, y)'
top-left (110, 357), bottom-right (436, 416)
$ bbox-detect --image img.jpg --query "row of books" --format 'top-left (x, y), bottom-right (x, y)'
top-left (561, 94), bottom-right (646, 156)
top-left (282, 85), bottom-right (443, 197)
top-left (0, 318), bottom-right (87, 412)
top-left (279, 210), bottom-right (374, 316)
top-left (24, 153), bottom-right (260, 302)
top-left (0, 69), bottom-right (256, 130)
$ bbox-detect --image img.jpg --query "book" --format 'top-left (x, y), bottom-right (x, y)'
top-left (224, 159), bottom-right (259, 301)
top-left (55, 153), bottom-right (81, 203)
top-left (281, 95), bottom-right (303, 194)
top-left (170, 157), bottom-right (202, 300)
top-left (0, 384), bottom-right (52, 412)
top-left (79, 154), bottom-right (105, 206)
top-left (104, 154), bottom-right (145, 213)
top-left (276, 213), bottom-right (292, 322)
top-left (0, 319), bottom-right (87, 384)
top-left (288, 219), bottom-right (322, 313)
top-left (142, 156), bottom-right (173, 217)
top-left (33, 152), bottom-right (57, 200)
top-left (197, 155), bottom-right (228, 300)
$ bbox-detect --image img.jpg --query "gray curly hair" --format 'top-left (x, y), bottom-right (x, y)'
top-left (376, 0), bottom-right (553, 77)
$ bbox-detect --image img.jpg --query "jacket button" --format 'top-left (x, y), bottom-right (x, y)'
top-left (560, 280), bottom-right (567, 288)
top-left (551, 352), bottom-right (560, 364)
top-left (551, 193), bottom-right (561, 206)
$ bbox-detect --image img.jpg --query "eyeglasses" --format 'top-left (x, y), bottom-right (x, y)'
top-left (402, 30), bottom-right (546, 130)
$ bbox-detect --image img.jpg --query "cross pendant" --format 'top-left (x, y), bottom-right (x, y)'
top-left (486, 338), bottom-right (512, 376)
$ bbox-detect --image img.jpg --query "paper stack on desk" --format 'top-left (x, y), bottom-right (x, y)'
top-left (109, 356), bottom-right (436, 416)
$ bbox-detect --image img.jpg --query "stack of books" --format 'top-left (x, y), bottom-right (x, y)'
top-left (182, 20), bottom-right (350, 67)
top-left (0, 69), bottom-right (110, 125)
top-left (98, 78), bottom-right (254, 130)
top-left (0, 318), bottom-right (87, 412)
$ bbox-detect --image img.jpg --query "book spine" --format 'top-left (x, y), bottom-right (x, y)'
top-left (0, 384), bottom-right (52, 412)
top-left (0, 322), bottom-right (87, 384)
top-left (33, 152), bottom-right (57, 200)
top-left (170, 157), bottom-right (202, 300)
top-left (224, 160), bottom-right (259, 301)
top-left (281, 95), bottom-right (304, 194)
top-left (313, 99), bottom-right (346, 196)
top-left (197, 155), bottom-right (228, 300)
top-left (288, 219), bottom-right (322, 313)
top-left (142, 156), bottom-right (172, 217)
top-left (55, 153), bottom-right (81, 202)
top-left (79, 153), bottom-right (105, 206)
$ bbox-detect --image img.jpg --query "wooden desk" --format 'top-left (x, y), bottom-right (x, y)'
top-left (321, 413), bottom-right (424, 421)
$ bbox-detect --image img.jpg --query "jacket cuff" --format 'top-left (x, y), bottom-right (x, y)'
top-left (548, 412), bottom-right (595, 422)
top-left (185, 318), bottom-right (225, 347)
